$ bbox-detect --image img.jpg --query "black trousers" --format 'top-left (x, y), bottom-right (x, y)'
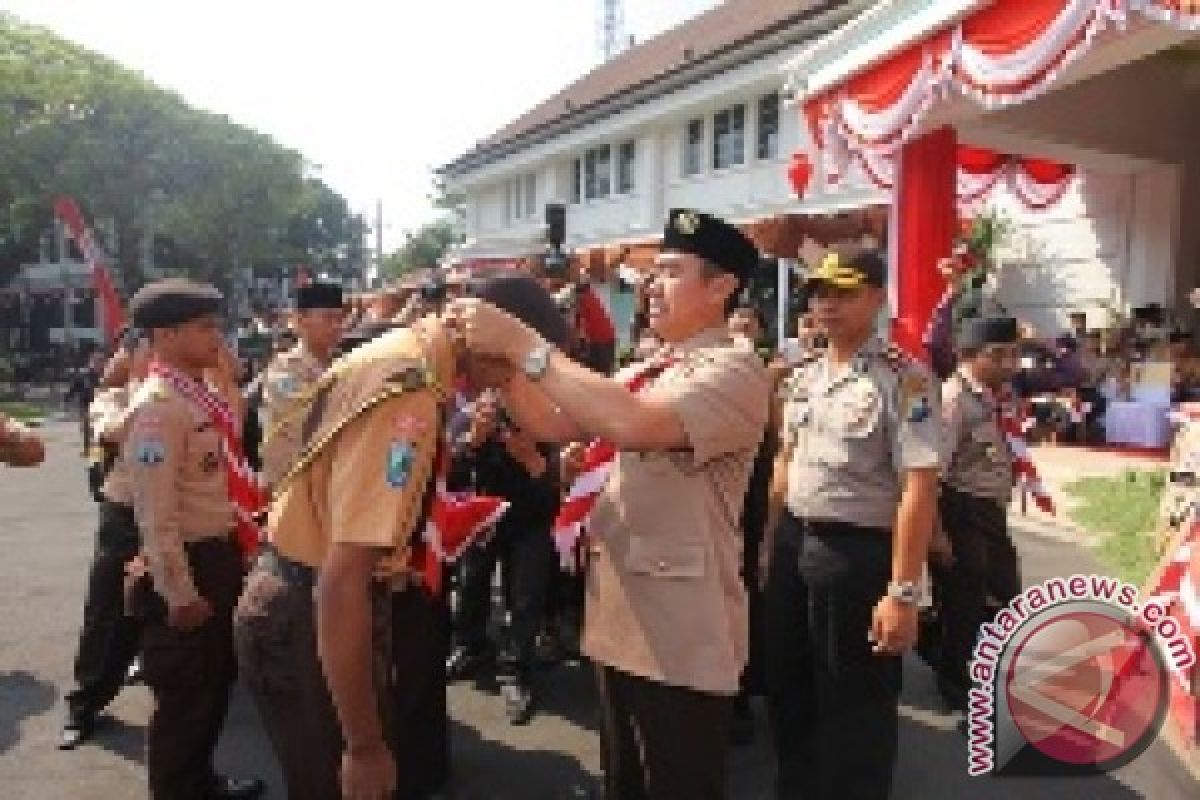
top-left (142, 537), bottom-right (243, 800)
top-left (65, 501), bottom-right (141, 721)
top-left (234, 550), bottom-right (450, 800)
top-left (934, 486), bottom-right (1020, 692)
top-left (455, 522), bottom-right (553, 676)
top-left (764, 514), bottom-right (902, 800)
top-left (596, 665), bottom-right (733, 800)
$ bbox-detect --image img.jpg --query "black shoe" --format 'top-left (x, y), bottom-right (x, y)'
top-left (207, 774), bottom-right (265, 799)
top-left (501, 681), bottom-right (534, 725)
top-left (446, 645), bottom-right (487, 682)
top-left (58, 713), bottom-right (94, 750)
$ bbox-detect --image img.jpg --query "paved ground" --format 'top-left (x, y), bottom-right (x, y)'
top-left (1, 419), bottom-right (1197, 799)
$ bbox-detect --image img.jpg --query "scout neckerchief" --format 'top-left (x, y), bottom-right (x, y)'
top-left (963, 371), bottom-right (1055, 515)
top-left (551, 353), bottom-right (678, 571)
top-left (149, 361), bottom-right (266, 555)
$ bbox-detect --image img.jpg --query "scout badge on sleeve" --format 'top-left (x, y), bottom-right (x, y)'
top-left (900, 372), bottom-right (932, 424)
top-left (386, 441), bottom-right (415, 488)
top-left (135, 435), bottom-right (167, 466)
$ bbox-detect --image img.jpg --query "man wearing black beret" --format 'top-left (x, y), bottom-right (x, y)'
top-left (934, 315), bottom-right (1022, 711)
top-left (114, 279), bottom-right (264, 798)
top-left (450, 209), bottom-right (769, 798)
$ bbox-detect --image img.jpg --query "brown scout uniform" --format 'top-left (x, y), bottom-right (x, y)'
top-left (584, 326), bottom-right (768, 800)
top-left (63, 384), bottom-right (143, 742)
top-left (235, 324), bottom-right (452, 800)
top-left (120, 372), bottom-right (244, 799)
top-left (585, 327), bottom-right (768, 694)
top-left (258, 343), bottom-right (326, 491)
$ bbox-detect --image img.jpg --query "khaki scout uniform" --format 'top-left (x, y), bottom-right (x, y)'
top-left (768, 336), bottom-right (941, 800)
top-left (235, 325), bottom-right (452, 800)
top-left (63, 385), bottom-right (143, 743)
top-left (935, 368), bottom-right (1020, 701)
top-left (121, 373), bottom-right (244, 799)
top-left (584, 327), bottom-right (769, 695)
top-left (258, 344), bottom-right (327, 491)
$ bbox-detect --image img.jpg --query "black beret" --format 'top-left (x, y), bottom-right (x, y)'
top-left (466, 270), bottom-right (570, 350)
top-left (296, 281), bottom-right (344, 310)
top-left (958, 316), bottom-right (1019, 350)
top-left (129, 279), bottom-right (222, 329)
top-left (805, 248), bottom-right (886, 290)
top-left (661, 209), bottom-right (758, 286)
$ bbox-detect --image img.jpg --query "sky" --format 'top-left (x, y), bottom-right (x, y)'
top-left (1, 0), bottom-right (721, 251)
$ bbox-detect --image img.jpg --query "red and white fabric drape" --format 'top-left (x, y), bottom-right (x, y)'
top-left (840, 144), bottom-right (1077, 212)
top-left (804, 0), bottom-right (1199, 186)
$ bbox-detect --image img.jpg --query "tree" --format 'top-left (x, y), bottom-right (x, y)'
top-left (382, 217), bottom-right (461, 278)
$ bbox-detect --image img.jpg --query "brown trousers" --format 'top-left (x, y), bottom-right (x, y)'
top-left (596, 665), bottom-right (733, 800)
top-left (234, 550), bottom-right (450, 800)
top-left (141, 537), bottom-right (243, 800)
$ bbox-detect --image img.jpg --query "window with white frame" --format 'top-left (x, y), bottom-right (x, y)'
top-left (524, 173), bottom-right (536, 216)
top-left (757, 92), bottom-right (780, 160)
top-left (683, 118), bottom-right (703, 177)
top-left (584, 145), bottom-right (611, 200)
top-left (617, 140), bottom-right (636, 194)
top-left (713, 104), bottom-right (745, 170)
top-left (571, 158), bottom-right (582, 204)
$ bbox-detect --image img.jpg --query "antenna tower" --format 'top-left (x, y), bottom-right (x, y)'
top-left (599, 0), bottom-right (627, 61)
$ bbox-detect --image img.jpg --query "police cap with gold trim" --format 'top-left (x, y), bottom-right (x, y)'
top-left (128, 279), bottom-right (223, 329)
top-left (804, 248), bottom-right (886, 291)
top-left (661, 208), bottom-right (759, 286)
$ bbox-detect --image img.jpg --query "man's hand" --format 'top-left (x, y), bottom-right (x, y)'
top-left (447, 298), bottom-right (539, 362)
top-left (340, 741), bottom-right (396, 800)
top-left (167, 596), bottom-right (213, 631)
top-left (869, 595), bottom-right (919, 656)
top-left (560, 441), bottom-right (586, 484)
top-left (502, 429), bottom-right (546, 477)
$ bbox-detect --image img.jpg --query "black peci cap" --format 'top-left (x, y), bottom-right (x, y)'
top-left (128, 279), bottom-right (222, 330)
top-left (296, 281), bottom-right (344, 310)
top-left (958, 316), bottom-right (1019, 350)
top-left (661, 209), bottom-right (759, 287)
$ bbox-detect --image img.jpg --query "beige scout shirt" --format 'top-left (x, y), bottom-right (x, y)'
top-left (90, 385), bottom-right (136, 502)
top-left (942, 368), bottom-right (1013, 504)
top-left (583, 327), bottom-right (769, 695)
top-left (267, 325), bottom-right (449, 574)
top-left (121, 375), bottom-right (234, 608)
top-left (782, 336), bottom-right (942, 530)
top-left (259, 343), bottom-right (327, 490)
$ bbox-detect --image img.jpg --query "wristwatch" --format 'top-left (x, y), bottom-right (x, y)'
top-left (522, 340), bottom-right (552, 381)
top-left (886, 580), bottom-right (921, 606)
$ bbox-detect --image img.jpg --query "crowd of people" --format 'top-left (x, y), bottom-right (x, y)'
top-left (0, 207), bottom-right (1068, 800)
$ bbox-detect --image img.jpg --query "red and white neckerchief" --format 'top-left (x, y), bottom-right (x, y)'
top-left (991, 384), bottom-right (1055, 514)
top-left (415, 438), bottom-right (509, 596)
top-left (149, 362), bottom-right (266, 556)
top-left (551, 354), bottom-right (677, 570)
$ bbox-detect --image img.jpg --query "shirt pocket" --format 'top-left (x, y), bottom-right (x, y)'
top-left (626, 537), bottom-right (706, 580)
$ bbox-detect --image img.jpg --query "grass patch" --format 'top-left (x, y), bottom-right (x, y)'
top-left (1063, 469), bottom-right (1165, 585)
top-left (0, 401), bottom-right (45, 421)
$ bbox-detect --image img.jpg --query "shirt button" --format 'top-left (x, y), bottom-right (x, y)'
top-left (589, 545), bottom-right (602, 556)
top-left (657, 560), bottom-right (669, 572)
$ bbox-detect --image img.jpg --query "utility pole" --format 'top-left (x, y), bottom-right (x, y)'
top-left (599, 0), bottom-right (627, 61)
top-left (375, 199), bottom-right (384, 285)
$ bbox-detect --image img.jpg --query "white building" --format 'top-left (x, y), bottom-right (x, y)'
top-left (441, 0), bottom-right (1200, 341)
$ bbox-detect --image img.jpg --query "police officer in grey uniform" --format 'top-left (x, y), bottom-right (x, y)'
top-left (933, 315), bottom-right (1022, 710)
top-left (765, 249), bottom-right (942, 799)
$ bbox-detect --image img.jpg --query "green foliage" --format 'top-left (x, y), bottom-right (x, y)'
top-left (0, 400), bottom-right (44, 421)
top-left (0, 13), bottom-right (364, 292)
top-left (382, 216), bottom-right (461, 278)
top-left (1064, 469), bottom-right (1165, 585)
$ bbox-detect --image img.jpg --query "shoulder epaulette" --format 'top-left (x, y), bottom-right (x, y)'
top-left (880, 344), bottom-right (915, 372)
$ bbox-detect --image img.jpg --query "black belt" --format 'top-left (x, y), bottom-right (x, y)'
top-left (258, 544), bottom-right (317, 588)
top-left (786, 511), bottom-right (890, 538)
